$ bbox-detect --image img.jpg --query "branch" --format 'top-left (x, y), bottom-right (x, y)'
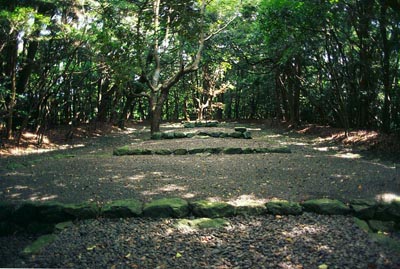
top-left (205, 14), bottom-right (238, 41)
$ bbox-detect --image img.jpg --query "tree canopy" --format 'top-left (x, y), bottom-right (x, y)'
top-left (1, 0), bottom-right (399, 140)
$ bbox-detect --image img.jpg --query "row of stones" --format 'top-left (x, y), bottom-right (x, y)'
top-left (183, 121), bottom-right (219, 128)
top-left (151, 127), bottom-right (251, 140)
top-left (1, 198), bottom-right (399, 235)
top-left (113, 146), bottom-right (291, 156)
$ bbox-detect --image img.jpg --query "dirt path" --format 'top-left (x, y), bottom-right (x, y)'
top-left (0, 123), bottom-right (399, 204)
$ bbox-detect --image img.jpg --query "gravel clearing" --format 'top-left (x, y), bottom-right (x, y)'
top-left (2, 214), bottom-right (399, 269)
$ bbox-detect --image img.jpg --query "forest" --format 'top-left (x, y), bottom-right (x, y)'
top-left (1, 0), bottom-right (400, 141)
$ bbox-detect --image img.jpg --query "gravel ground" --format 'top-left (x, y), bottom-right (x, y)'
top-left (0, 124), bottom-right (398, 204)
top-left (2, 214), bottom-right (399, 269)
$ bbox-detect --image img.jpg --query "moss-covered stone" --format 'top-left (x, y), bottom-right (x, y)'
top-left (150, 132), bottom-right (163, 140)
top-left (184, 122), bottom-right (196, 128)
top-left (26, 222), bottom-right (55, 234)
top-left (254, 148), bottom-right (270, 153)
top-left (188, 148), bottom-right (206, 154)
top-left (174, 149), bottom-right (188, 155)
top-left (267, 147), bottom-right (291, 153)
top-left (0, 202), bottom-right (15, 221)
top-left (174, 132), bottom-right (187, 139)
top-left (205, 121), bottom-right (219, 127)
top-left (234, 127), bottom-right (247, 133)
top-left (302, 199), bottom-right (351, 215)
top-left (243, 131), bottom-right (252, 139)
top-left (210, 132), bottom-right (223, 138)
top-left (219, 133), bottom-right (229, 138)
top-left (152, 149), bottom-right (173, 155)
top-left (242, 148), bottom-right (255, 154)
top-left (191, 200), bottom-right (235, 218)
top-left (229, 132), bottom-right (244, 138)
top-left (22, 234), bottom-right (57, 255)
top-left (55, 221), bottom-right (74, 231)
top-left (204, 148), bottom-right (224, 154)
top-left (267, 200), bottom-right (303, 215)
top-left (368, 220), bottom-right (397, 233)
top-left (161, 132), bottom-right (175, 139)
top-left (223, 148), bottom-right (243, 154)
top-left (353, 217), bottom-right (372, 233)
top-left (143, 198), bottom-right (189, 218)
top-left (113, 147), bottom-right (152, 156)
top-left (186, 133), bottom-right (196, 138)
top-left (175, 218), bottom-right (230, 230)
top-left (113, 145), bottom-right (132, 156)
top-left (0, 221), bottom-right (17, 236)
top-left (374, 201), bottom-right (400, 222)
top-left (36, 202), bottom-right (74, 223)
top-left (63, 202), bottom-right (99, 219)
top-left (350, 199), bottom-right (377, 220)
top-left (12, 202), bottom-right (40, 225)
top-left (101, 199), bottom-right (142, 218)
top-left (234, 202), bottom-right (266, 216)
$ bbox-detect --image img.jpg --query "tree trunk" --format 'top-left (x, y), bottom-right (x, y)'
top-left (6, 38), bottom-right (18, 139)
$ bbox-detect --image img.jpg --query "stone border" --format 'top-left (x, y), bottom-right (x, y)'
top-left (113, 146), bottom-right (291, 156)
top-left (1, 198), bottom-right (399, 236)
top-left (151, 130), bottom-right (251, 140)
top-left (183, 121), bottom-right (219, 128)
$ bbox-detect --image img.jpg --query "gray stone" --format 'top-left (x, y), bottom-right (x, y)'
top-left (267, 200), bottom-right (303, 215)
top-left (101, 199), bottom-right (142, 218)
top-left (143, 198), bottom-right (189, 218)
top-left (302, 199), bottom-right (351, 215)
top-left (191, 200), bottom-right (235, 218)
top-left (210, 132), bottom-right (223, 138)
top-left (174, 132), bottom-right (187, 139)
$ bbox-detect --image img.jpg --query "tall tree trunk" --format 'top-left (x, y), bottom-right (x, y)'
top-left (6, 38), bottom-right (18, 139)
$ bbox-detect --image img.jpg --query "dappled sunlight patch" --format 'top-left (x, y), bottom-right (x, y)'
top-left (375, 193), bottom-right (400, 203)
top-left (29, 194), bottom-right (58, 201)
top-left (227, 194), bottom-right (268, 206)
top-left (157, 184), bottom-right (187, 193)
top-left (333, 152), bottom-right (361, 159)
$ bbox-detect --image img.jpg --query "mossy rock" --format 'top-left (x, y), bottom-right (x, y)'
top-left (254, 148), bottom-right (270, 153)
top-left (302, 199), bottom-right (351, 215)
top-left (369, 233), bottom-right (400, 253)
top-left (242, 148), bottom-right (255, 154)
top-left (210, 132), bottom-right (223, 138)
top-left (26, 222), bottom-right (55, 234)
top-left (353, 217), bottom-right (372, 233)
top-left (368, 220), bottom-right (397, 233)
top-left (229, 132), bottom-right (244, 138)
top-left (184, 122), bottom-right (196, 128)
top-left (198, 131), bottom-right (211, 137)
top-left (161, 132), bottom-right (175, 139)
top-left (174, 132), bottom-right (187, 139)
top-left (374, 201), bottom-right (400, 222)
top-left (205, 121), bottom-right (219, 127)
top-left (191, 200), bottom-right (235, 218)
top-left (234, 202), bottom-right (266, 216)
top-left (152, 149), bottom-right (173, 155)
top-left (350, 199), bottom-right (377, 220)
top-left (55, 221), bottom-right (74, 231)
top-left (0, 202), bottom-right (15, 221)
top-left (12, 202), bottom-right (41, 225)
top-left (113, 147), bottom-right (152, 156)
top-left (267, 200), bottom-right (303, 215)
top-left (22, 234), bottom-right (57, 255)
top-left (219, 133), bottom-right (229, 138)
top-left (36, 202), bottom-right (75, 223)
top-left (267, 147), bottom-right (291, 153)
top-left (204, 148), bottom-right (224, 154)
top-left (243, 131), bottom-right (252, 139)
top-left (0, 221), bottom-right (17, 236)
top-left (186, 133), bottom-right (196, 138)
top-left (223, 148), bottom-right (243, 154)
top-left (113, 146), bottom-right (132, 156)
top-left (101, 199), bottom-right (142, 218)
top-left (234, 127), bottom-right (247, 133)
top-left (174, 149), bottom-right (188, 155)
top-left (63, 202), bottom-right (99, 219)
top-left (175, 218), bottom-right (229, 230)
top-left (188, 148), bottom-right (207, 154)
top-left (143, 198), bottom-right (189, 218)
top-left (151, 132), bottom-right (163, 140)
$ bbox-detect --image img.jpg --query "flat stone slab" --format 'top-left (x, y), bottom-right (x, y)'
top-left (101, 199), bottom-right (142, 218)
top-left (143, 198), bottom-right (189, 218)
top-left (191, 200), bottom-right (235, 218)
top-left (302, 199), bottom-right (351, 215)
